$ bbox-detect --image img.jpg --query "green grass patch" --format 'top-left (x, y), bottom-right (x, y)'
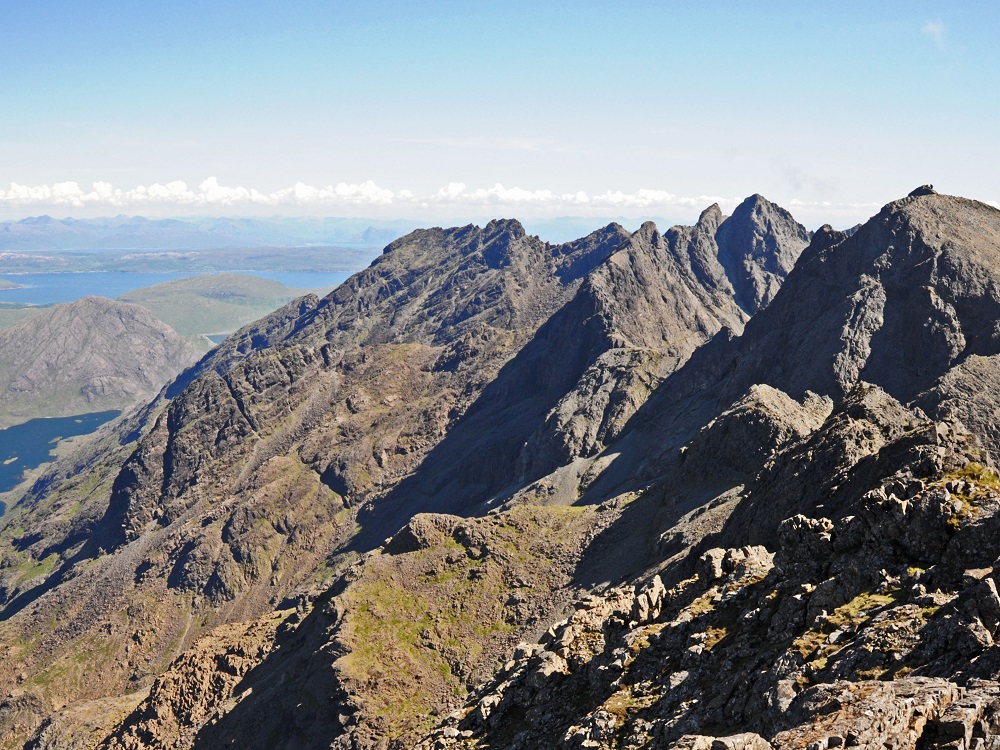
top-left (792, 590), bottom-right (901, 663)
top-left (13, 552), bottom-right (59, 583)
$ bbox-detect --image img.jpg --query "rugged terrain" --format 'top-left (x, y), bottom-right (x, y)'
top-left (3, 189), bottom-right (1000, 749)
top-left (0, 297), bottom-right (203, 428)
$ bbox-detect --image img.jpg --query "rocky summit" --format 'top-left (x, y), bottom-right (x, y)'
top-left (2, 191), bottom-right (1000, 750)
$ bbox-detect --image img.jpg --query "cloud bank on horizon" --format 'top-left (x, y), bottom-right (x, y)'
top-left (0, 177), bottom-right (904, 227)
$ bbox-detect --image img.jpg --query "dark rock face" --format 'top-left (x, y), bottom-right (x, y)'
top-left (98, 220), bottom-right (631, 555)
top-left (680, 384), bottom-right (831, 481)
top-left (734, 193), bottom-right (1000, 408)
top-left (602, 193), bottom-right (1000, 496)
top-left (715, 194), bottom-right (811, 314)
top-left (513, 202), bottom-right (809, 486)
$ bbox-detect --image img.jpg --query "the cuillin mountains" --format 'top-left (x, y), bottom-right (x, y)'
top-left (4, 190), bottom-right (1000, 750)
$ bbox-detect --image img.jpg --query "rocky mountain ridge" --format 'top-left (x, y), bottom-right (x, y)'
top-left (4, 190), bottom-right (1000, 749)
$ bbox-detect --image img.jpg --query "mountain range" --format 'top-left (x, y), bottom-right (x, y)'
top-left (1, 189), bottom-right (1000, 749)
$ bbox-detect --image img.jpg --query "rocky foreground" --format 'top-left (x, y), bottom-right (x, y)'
top-left (422, 386), bottom-right (1000, 749)
top-left (2, 189), bottom-right (1000, 749)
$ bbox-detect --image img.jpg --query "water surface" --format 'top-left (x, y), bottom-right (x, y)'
top-left (0, 410), bottom-right (121, 497)
top-left (0, 271), bottom-right (351, 306)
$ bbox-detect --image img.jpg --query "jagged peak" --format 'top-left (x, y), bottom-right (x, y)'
top-left (722, 194), bottom-right (807, 242)
top-left (713, 195), bottom-right (810, 315)
top-left (721, 193), bottom-right (807, 236)
top-left (379, 222), bottom-right (479, 255)
top-left (697, 203), bottom-right (724, 231)
top-left (730, 193), bottom-right (786, 220)
top-left (807, 224), bottom-right (848, 254)
top-left (382, 219), bottom-right (528, 253)
top-left (633, 220), bottom-right (660, 244)
top-left (483, 217), bottom-right (526, 240)
top-left (556, 221), bottom-right (630, 250)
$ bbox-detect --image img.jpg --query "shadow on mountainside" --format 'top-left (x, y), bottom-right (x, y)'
top-left (343, 287), bottom-right (611, 555)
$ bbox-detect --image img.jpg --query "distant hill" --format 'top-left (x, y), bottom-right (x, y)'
top-left (0, 296), bottom-right (203, 428)
top-left (119, 273), bottom-right (323, 337)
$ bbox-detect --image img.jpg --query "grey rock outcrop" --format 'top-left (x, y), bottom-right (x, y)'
top-left (515, 199), bottom-right (809, 485)
top-left (680, 384), bottom-right (831, 481)
top-left (715, 194), bottom-right (811, 314)
top-left (601, 192), bottom-right (1000, 501)
top-left (421, 398), bottom-right (1000, 750)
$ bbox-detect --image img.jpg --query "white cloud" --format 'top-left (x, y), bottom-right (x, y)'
top-left (0, 178), bottom-right (404, 211)
top-left (0, 178), bottom-right (737, 213)
top-left (922, 21), bottom-right (946, 49)
top-left (424, 182), bottom-right (735, 212)
top-left (0, 177), bottom-right (890, 227)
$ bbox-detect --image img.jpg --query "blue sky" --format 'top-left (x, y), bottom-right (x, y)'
top-left (1, 1), bottom-right (997, 227)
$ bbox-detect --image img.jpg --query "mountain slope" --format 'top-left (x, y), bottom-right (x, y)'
top-left (0, 297), bottom-right (203, 428)
top-left (424, 386), bottom-right (1000, 750)
top-left (0, 219), bottom-right (632, 746)
top-left (416, 191), bottom-right (1000, 749)
top-left (513, 195), bottom-right (805, 486)
top-left (90, 201), bottom-right (807, 750)
top-left (580, 192), bottom-right (1000, 509)
top-left (0, 199), bottom-right (812, 749)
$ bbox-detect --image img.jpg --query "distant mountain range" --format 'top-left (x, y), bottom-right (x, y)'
top-left (0, 244), bottom-right (379, 275)
top-left (0, 215), bottom-right (418, 251)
